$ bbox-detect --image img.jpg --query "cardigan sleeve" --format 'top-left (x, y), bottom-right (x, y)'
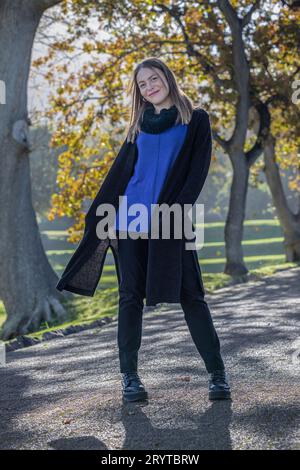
top-left (174, 110), bottom-right (212, 207)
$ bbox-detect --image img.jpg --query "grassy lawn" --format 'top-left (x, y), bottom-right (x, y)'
top-left (0, 218), bottom-right (298, 341)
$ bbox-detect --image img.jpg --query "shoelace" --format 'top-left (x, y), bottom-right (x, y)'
top-left (123, 372), bottom-right (140, 385)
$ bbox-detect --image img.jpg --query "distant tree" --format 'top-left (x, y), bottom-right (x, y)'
top-left (248, 3), bottom-right (300, 261)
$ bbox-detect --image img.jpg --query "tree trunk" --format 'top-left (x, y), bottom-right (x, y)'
top-left (0, 0), bottom-right (69, 340)
top-left (263, 133), bottom-right (300, 262)
top-left (224, 153), bottom-right (249, 277)
top-left (217, 1), bottom-right (254, 277)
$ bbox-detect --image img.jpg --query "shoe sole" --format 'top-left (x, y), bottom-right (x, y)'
top-left (209, 390), bottom-right (231, 400)
top-left (122, 390), bottom-right (149, 402)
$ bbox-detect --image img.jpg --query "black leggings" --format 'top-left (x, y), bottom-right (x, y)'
top-left (116, 231), bottom-right (225, 374)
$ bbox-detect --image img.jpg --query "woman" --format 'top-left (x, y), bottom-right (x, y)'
top-left (56, 57), bottom-right (231, 403)
top-left (113, 58), bottom-right (231, 403)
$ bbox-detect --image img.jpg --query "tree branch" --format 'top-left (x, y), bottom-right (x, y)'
top-left (153, 3), bottom-right (233, 89)
top-left (212, 129), bottom-right (230, 152)
top-left (242, 1), bottom-right (261, 27)
top-left (246, 101), bottom-right (270, 166)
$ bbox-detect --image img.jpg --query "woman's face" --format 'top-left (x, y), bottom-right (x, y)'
top-left (136, 67), bottom-right (170, 105)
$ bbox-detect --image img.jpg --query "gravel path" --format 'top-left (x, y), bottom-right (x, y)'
top-left (0, 267), bottom-right (299, 450)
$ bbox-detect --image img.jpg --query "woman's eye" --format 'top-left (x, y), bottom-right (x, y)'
top-left (139, 77), bottom-right (157, 88)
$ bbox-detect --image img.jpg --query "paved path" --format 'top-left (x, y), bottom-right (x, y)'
top-left (0, 267), bottom-right (299, 450)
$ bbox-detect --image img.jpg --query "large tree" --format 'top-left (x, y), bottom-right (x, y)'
top-left (41, 1), bottom-right (300, 275)
top-left (0, 0), bottom-right (69, 340)
top-left (249, 2), bottom-right (300, 261)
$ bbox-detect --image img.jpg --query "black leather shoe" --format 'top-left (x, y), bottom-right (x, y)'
top-left (121, 372), bottom-right (148, 402)
top-left (209, 369), bottom-right (231, 400)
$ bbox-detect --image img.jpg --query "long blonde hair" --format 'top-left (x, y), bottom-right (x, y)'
top-left (125, 57), bottom-right (200, 144)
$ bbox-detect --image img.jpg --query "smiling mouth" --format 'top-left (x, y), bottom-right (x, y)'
top-left (148, 90), bottom-right (159, 97)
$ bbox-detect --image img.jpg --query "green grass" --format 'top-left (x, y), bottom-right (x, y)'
top-left (0, 218), bottom-right (299, 342)
top-left (1, 260), bottom-right (298, 343)
top-left (22, 287), bottom-right (119, 341)
top-left (200, 254), bottom-right (286, 265)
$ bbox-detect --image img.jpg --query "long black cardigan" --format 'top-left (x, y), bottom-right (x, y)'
top-left (56, 107), bottom-right (212, 306)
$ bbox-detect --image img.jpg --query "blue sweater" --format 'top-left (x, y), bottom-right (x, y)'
top-left (114, 123), bottom-right (188, 233)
